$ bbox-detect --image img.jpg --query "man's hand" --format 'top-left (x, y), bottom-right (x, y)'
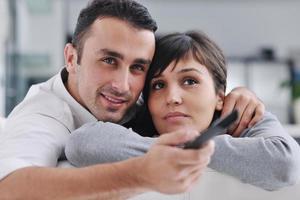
top-left (137, 129), bottom-right (215, 194)
top-left (221, 87), bottom-right (265, 137)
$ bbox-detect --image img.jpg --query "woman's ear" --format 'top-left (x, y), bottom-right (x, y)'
top-left (216, 90), bottom-right (225, 111)
top-left (64, 43), bottom-right (78, 74)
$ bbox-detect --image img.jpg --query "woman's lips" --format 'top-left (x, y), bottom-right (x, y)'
top-left (164, 112), bottom-right (189, 122)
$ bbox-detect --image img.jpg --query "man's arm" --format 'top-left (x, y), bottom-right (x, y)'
top-left (209, 112), bottom-right (300, 190)
top-left (0, 162), bottom-right (144, 200)
top-left (0, 130), bottom-right (214, 199)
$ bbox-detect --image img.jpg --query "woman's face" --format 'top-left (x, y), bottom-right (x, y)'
top-left (148, 55), bottom-right (224, 135)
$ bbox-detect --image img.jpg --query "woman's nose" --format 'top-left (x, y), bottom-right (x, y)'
top-left (166, 86), bottom-right (182, 106)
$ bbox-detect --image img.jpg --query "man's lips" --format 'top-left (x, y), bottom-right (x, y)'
top-left (100, 93), bottom-right (128, 104)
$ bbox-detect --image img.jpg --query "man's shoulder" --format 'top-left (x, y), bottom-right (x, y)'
top-left (8, 77), bottom-right (73, 124)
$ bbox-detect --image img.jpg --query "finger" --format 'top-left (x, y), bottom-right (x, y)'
top-left (199, 140), bottom-right (215, 157)
top-left (156, 129), bottom-right (198, 146)
top-left (180, 168), bottom-right (204, 192)
top-left (227, 96), bottom-right (249, 134)
top-left (221, 93), bottom-right (237, 118)
top-left (177, 161), bottom-right (208, 180)
top-left (248, 103), bottom-right (265, 127)
top-left (231, 102), bottom-right (257, 137)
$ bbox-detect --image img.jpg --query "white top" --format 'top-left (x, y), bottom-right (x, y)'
top-left (0, 68), bottom-right (97, 180)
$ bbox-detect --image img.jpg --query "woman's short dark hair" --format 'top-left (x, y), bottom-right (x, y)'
top-left (129, 30), bottom-right (227, 136)
top-left (72, 0), bottom-right (157, 63)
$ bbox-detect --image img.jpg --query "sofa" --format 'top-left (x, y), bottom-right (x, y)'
top-left (131, 168), bottom-right (300, 200)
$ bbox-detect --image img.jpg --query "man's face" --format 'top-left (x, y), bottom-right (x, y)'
top-left (66, 17), bottom-right (155, 123)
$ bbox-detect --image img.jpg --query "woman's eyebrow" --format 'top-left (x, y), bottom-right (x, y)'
top-left (152, 67), bottom-right (203, 79)
top-left (177, 68), bottom-right (203, 75)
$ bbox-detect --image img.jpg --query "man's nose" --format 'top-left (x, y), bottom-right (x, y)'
top-left (111, 69), bottom-right (130, 94)
top-left (166, 86), bottom-right (182, 106)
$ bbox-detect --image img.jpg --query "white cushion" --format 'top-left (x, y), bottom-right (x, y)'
top-left (131, 169), bottom-right (300, 200)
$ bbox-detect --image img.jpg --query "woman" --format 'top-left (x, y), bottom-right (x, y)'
top-left (130, 31), bottom-right (226, 137)
top-left (65, 31), bottom-right (300, 190)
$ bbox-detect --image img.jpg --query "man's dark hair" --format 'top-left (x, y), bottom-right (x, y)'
top-left (72, 0), bottom-right (158, 63)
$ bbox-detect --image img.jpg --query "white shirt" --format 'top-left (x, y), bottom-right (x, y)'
top-left (0, 68), bottom-right (97, 180)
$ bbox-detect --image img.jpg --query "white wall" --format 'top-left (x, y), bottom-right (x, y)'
top-left (65, 0), bottom-right (300, 59)
top-left (139, 0), bottom-right (300, 58)
top-left (16, 0), bottom-right (65, 74)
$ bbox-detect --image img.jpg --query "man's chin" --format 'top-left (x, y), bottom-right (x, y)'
top-left (96, 111), bottom-right (125, 123)
top-left (101, 115), bottom-right (121, 123)
top-left (92, 101), bottom-right (132, 123)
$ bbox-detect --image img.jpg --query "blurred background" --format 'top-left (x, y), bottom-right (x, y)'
top-left (1, 0), bottom-right (300, 127)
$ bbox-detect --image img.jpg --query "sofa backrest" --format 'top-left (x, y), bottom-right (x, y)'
top-left (131, 169), bottom-right (300, 200)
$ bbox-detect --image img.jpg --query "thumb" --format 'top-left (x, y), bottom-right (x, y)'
top-left (156, 129), bottom-right (199, 146)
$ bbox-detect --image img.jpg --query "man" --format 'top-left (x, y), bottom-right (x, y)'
top-left (0, 0), bottom-right (267, 199)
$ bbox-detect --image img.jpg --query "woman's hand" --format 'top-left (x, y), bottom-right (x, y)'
top-left (221, 87), bottom-right (265, 137)
top-left (138, 129), bottom-right (214, 194)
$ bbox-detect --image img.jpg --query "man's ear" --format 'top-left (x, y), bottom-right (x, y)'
top-left (64, 43), bottom-right (78, 74)
top-left (216, 90), bottom-right (225, 111)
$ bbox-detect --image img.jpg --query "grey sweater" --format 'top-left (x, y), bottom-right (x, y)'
top-left (65, 112), bottom-right (300, 190)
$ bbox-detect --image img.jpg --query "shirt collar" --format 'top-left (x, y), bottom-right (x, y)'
top-left (53, 68), bottom-right (97, 127)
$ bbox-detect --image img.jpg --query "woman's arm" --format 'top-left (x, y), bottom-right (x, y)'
top-left (65, 121), bottom-right (156, 167)
top-left (66, 112), bottom-right (300, 191)
top-left (209, 111), bottom-right (300, 190)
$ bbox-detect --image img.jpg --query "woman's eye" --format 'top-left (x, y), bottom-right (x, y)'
top-left (152, 81), bottom-right (165, 90)
top-left (183, 78), bottom-right (198, 85)
top-left (102, 57), bottom-right (116, 65)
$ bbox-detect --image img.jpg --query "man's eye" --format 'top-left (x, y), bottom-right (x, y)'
top-left (183, 78), bottom-right (198, 85)
top-left (131, 64), bottom-right (145, 72)
top-left (102, 57), bottom-right (116, 65)
top-left (152, 81), bottom-right (165, 90)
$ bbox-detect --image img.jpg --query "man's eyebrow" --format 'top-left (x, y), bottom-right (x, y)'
top-left (134, 58), bottom-right (152, 65)
top-left (97, 49), bottom-right (152, 65)
top-left (97, 49), bottom-right (124, 60)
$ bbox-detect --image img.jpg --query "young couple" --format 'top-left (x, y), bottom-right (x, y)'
top-left (0, 0), bottom-right (299, 199)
